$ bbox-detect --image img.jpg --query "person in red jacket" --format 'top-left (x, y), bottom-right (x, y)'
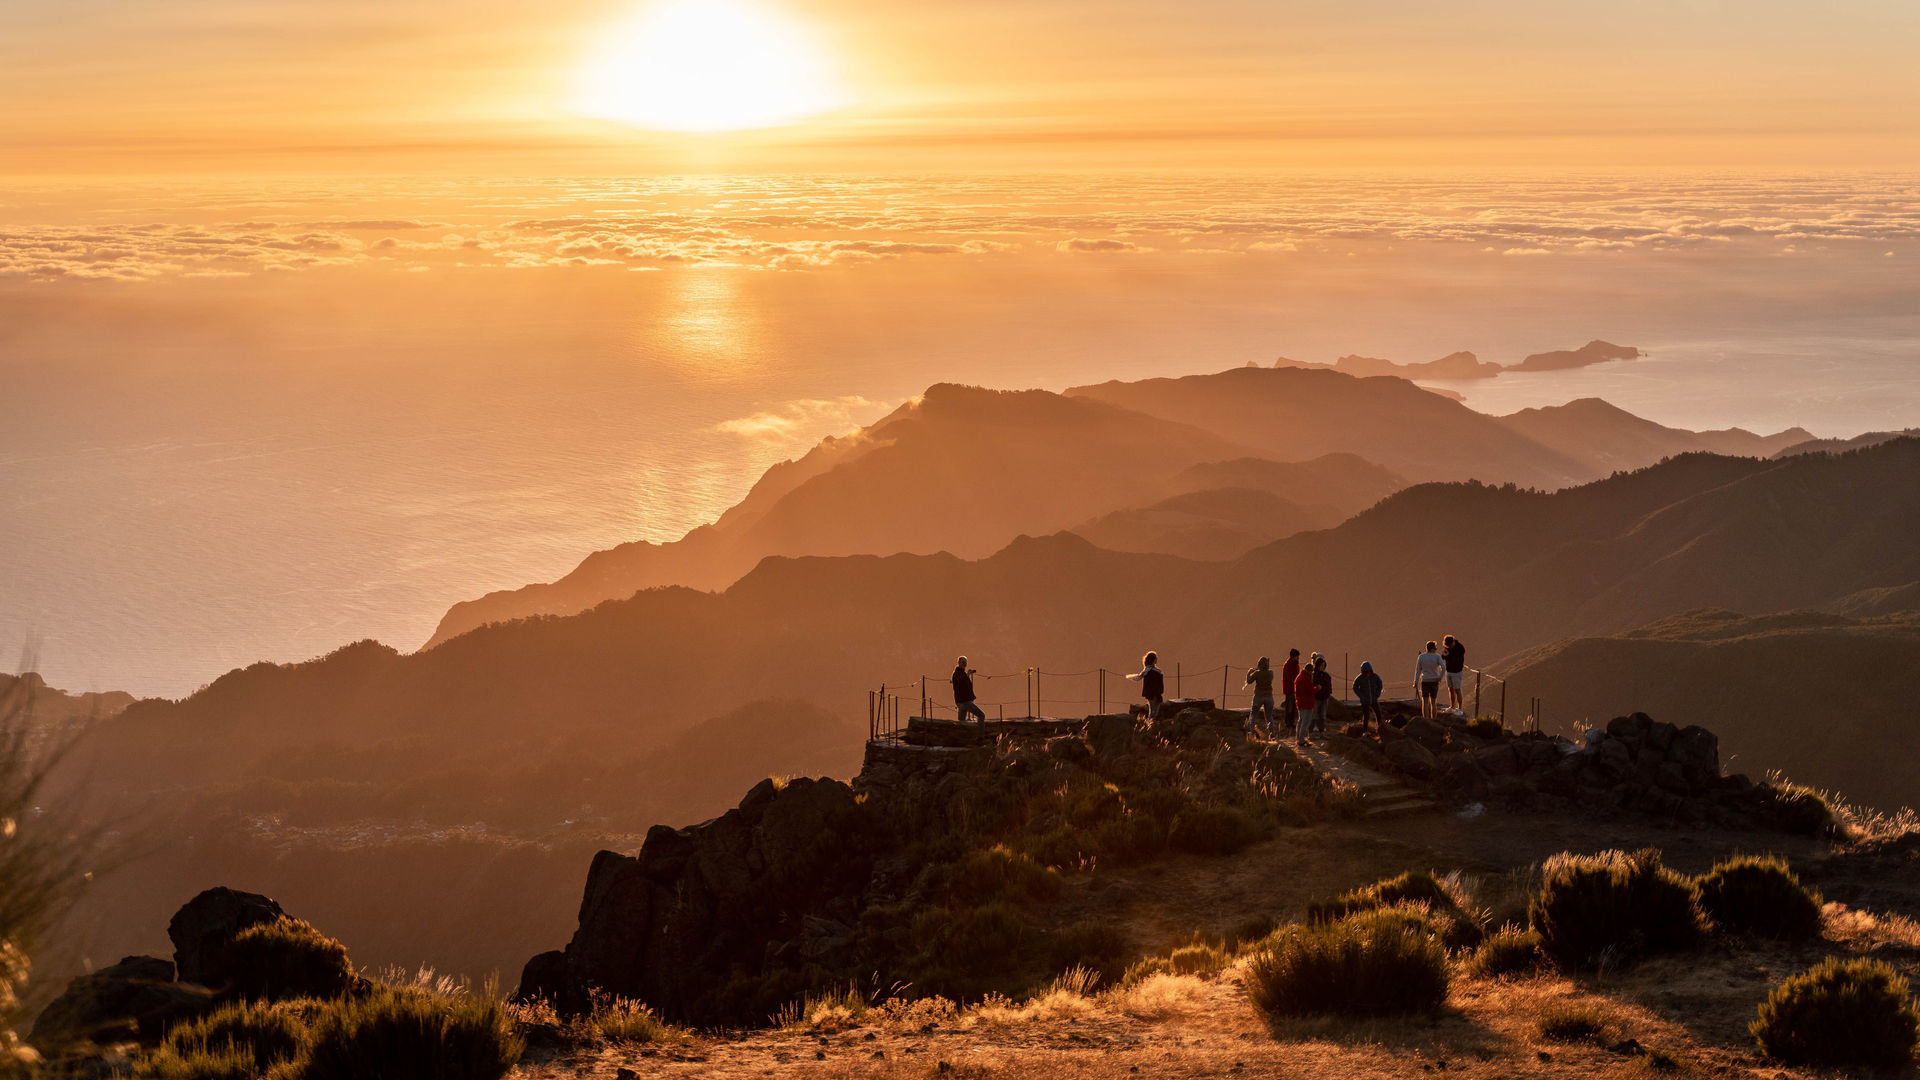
top-left (1280, 649), bottom-right (1302, 740)
top-left (1292, 660), bottom-right (1317, 747)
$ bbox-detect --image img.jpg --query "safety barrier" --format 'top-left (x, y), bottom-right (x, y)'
top-left (869, 655), bottom-right (1543, 741)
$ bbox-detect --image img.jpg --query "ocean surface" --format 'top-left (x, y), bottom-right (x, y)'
top-left (2, 173), bottom-right (1916, 697)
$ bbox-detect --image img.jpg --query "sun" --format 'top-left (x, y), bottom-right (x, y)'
top-left (570, 0), bottom-right (851, 133)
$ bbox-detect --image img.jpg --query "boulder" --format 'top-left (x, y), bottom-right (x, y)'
top-left (515, 950), bottom-right (568, 1005)
top-left (1385, 738), bottom-right (1437, 779)
top-left (1435, 750), bottom-right (1487, 795)
top-left (1081, 714), bottom-right (1136, 757)
top-left (1593, 738), bottom-right (1634, 781)
top-left (1469, 743), bottom-right (1522, 777)
top-left (1045, 735), bottom-right (1092, 765)
top-left (31, 956), bottom-right (216, 1048)
top-left (1606, 713), bottom-right (1653, 740)
top-left (1403, 716), bottom-right (1450, 753)
top-left (167, 887), bottom-right (285, 986)
top-left (1644, 721), bottom-right (1678, 755)
top-left (1667, 726), bottom-right (1719, 785)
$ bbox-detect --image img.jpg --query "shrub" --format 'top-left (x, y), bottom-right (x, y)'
top-left (1695, 855), bottom-right (1823, 941)
top-left (938, 846), bottom-right (1062, 906)
top-left (160, 1000), bottom-right (307, 1068)
top-left (1309, 870), bottom-right (1484, 948)
top-left (218, 918), bottom-right (356, 1001)
top-left (1528, 849), bottom-right (1706, 970)
top-left (1245, 909), bottom-right (1449, 1018)
top-left (1120, 937), bottom-right (1233, 987)
top-left (1467, 927), bottom-right (1543, 978)
top-left (130, 1043), bottom-right (261, 1080)
top-left (1466, 718), bottom-right (1504, 739)
top-left (1045, 920), bottom-right (1129, 983)
top-left (284, 984), bottom-right (522, 1080)
top-left (1534, 1003), bottom-right (1610, 1042)
top-left (583, 994), bottom-right (687, 1044)
top-left (1751, 957), bottom-right (1920, 1068)
top-left (1765, 780), bottom-right (1838, 836)
top-left (1167, 806), bottom-right (1261, 857)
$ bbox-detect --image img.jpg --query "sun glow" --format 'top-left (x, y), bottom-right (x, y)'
top-left (570, 0), bottom-right (851, 133)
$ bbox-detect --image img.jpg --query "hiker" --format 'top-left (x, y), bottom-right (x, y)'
top-left (1280, 648), bottom-right (1302, 740)
top-left (952, 657), bottom-right (985, 725)
top-left (1127, 651), bottom-right (1166, 720)
top-left (1311, 654), bottom-right (1333, 733)
top-left (1353, 661), bottom-right (1384, 730)
top-left (1443, 634), bottom-right (1467, 713)
top-left (1246, 657), bottom-right (1277, 738)
top-left (1291, 657), bottom-right (1317, 746)
top-left (1415, 640), bottom-right (1445, 718)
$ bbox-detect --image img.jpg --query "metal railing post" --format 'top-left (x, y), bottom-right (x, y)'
top-left (1475, 671), bottom-right (1482, 718)
top-left (1176, 662), bottom-right (1182, 698)
top-left (1500, 682), bottom-right (1507, 727)
top-left (1222, 666), bottom-right (1228, 710)
top-left (1099, 668), bottom-right (1105, 714)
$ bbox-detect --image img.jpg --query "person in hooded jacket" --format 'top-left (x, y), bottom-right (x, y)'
top-left (1353, 661), bottom-right (1384, 730)
top-left (1292, 659), bottom-right (1317, 746)
top-left (1311, 654), bottom-right (1333, 733)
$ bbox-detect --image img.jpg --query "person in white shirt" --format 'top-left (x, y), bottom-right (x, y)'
top-left (1414, 641), bottom-right (1446, 719)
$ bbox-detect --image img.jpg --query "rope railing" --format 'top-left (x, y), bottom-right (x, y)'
top-left (871, 654), bottom-right (1540, 741)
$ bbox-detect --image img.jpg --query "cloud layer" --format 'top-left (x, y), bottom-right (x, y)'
top-left (3, 174), bottom-right (1916, 283)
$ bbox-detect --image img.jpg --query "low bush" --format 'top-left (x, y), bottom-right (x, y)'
top-left (1045, 920), bottom-right (1129, 983)
top-left (1694, 855), bottom-right (1823, 941)
top-left (1309, 870), bottom-right (1484, 948)
top-left (1534, 1003), bottom-right (1610, 1043)
top-left (1528, 849), bottom-right (1706, 970)
top-left (1751, 957), bottom-right (1920, 1068)
top-left (1167, 806), bottom-right (1262, 857)
top-left (1466, 718), bottom-right (1505, 740)
top-left (583, 994), bottom-right (687, 1044)
top-left (1245, 909), bottom-right (1449, 1018)
top-left (1467, 927), bottom-right (1543, 978)
top-left (158, 1000), bottom-right (307, 1070)
top-left (1119, 937), bottom-right (1233, 987)
top-left (284, 984), bottom-right (522, 1080)
top-left (219, 917), bottom-right (357, 1001)
top-left (937, 845), bottom-right (1062, 907)
top-left (1765, 780), bottom-right (1838, 836)
top-left (130, 1042), bottom-right (261, 1080)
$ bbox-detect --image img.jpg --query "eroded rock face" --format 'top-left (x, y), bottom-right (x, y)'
top-left (519, 776), bottom-right (872, 1021)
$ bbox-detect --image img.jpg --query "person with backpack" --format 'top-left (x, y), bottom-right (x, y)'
top-left (1246, 657), bottom-right (1277, 738)
top-left (1311, 654), bottom-right (1333, 733)
top-left (952, 657), bottom-right (985, 726)
top-left (1442, 634), bottom-right (1467, 713)
top-left (1291, 657), bottom-right (1317, 746)
top-left (1280, 648), bottom-right (1302, 739)
top-left (1353, 660), bottom-right (1384, 730)
top-left (1127, 651), bottom-right (1165, 720)
top-left (1415, 640), bottom-right (1446, 719)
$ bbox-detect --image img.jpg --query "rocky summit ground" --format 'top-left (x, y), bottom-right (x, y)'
top-left (516, 807), bottom-right (1920, 1079)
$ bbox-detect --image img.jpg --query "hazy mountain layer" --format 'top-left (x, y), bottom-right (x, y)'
top-left (1502, 608), bottom-right (1920, 811)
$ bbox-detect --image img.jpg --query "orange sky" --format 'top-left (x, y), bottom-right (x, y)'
top-left (4, 0), bottom-right (1919, 174)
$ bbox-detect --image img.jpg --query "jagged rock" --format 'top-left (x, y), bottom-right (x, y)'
top-left (1607, 713), bottom-right (1653, 740)
top-left (1644, 721), bottom-right (1678, 754)
top-left (31, 956), bottom-right (216, 1048)
top-left (1470, 743), bottom-right (1522, 777)
top-left (167, 887), bottom-right (285, 986)
top-left (1667, 725), bottom-right (1719, 785)
top-left (1082, 714), bottom-right (1136, 757)
top-left (1386, 738), bottom-right (1437, 779)
top-left (799, 916), bottom-right (851, 961)
top-left (1594, 738), bottom-right (1634, 781)
top-left (526, 776), bottom-right (868, 1022)
top-left (1435, 750), bottom-right (1487, 796)
top-left (1403, 717), bottom-right (1450, 752)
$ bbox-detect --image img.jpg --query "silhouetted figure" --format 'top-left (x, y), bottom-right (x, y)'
top-left (1246, 656), bottom-right (1277, 738)
top-left (952, 657), bottom-right (985, 726)
top-left (1128, 651), bottom-right (1165, 720)
top-left (1311, 654), bottom-right (1332, 733)
top-left (1291, 659), bottom-right (1316, 746)
top-left (1280, 648), bottom-right (1302, 739)
top-left (1353, 661), bottom-right (1384, 730)
top-left (1443, 634), bottom-right (1467, 713)
top-left (1415, 640), bottom-right (1445, 719)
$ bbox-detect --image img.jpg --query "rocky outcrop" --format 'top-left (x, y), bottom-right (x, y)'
top-left (30, 956), bottom-right (216, 1048)
top-left (168, 886), bottom-right (285, 986)
top-left (517, 776), bottom-right (877, 1020)
top-left (1338, 709), bottom-right (1813, 829)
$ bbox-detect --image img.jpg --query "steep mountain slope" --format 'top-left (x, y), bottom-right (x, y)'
top-left (1501, 609), bottom-right (1920, 811)
top-left (1495, 398), bottom-right (1811, 476)
top-left (425, 385), bottom-right (1266, 648)
top-left (1066, 366), bottom-right (1595, 489)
